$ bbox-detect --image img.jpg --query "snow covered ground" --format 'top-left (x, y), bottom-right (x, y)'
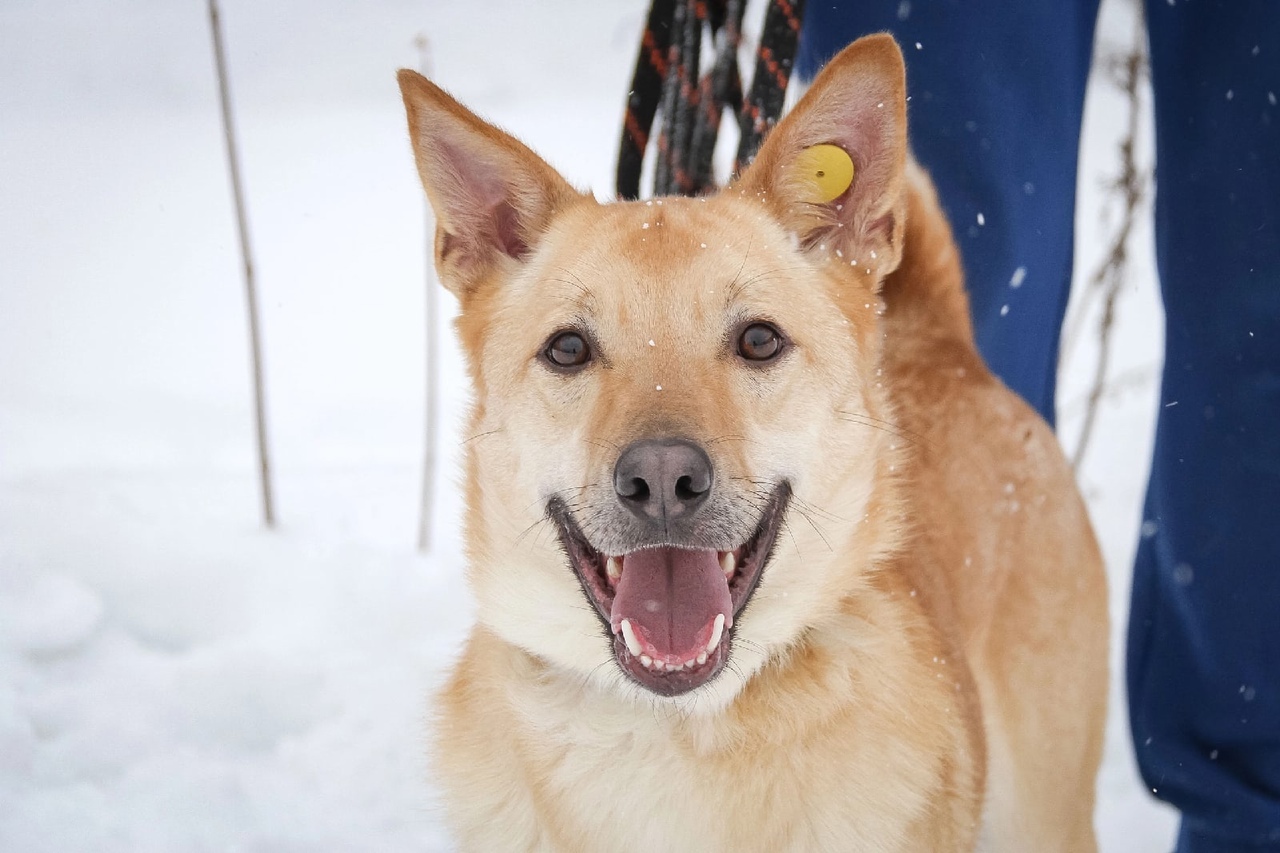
top-left (1, 0), bottom-right (1178, 849)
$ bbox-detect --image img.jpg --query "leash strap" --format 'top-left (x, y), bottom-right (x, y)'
top-left (653, 0), bottom-right (705, 195)
top-left (735, 0), bottom-right (805, 173)
top-left (688, 0), bottom-right (745, 194)
top-left (618, 0), bottom-right (675, 201)
top-left (616, 0), bottom-right (805, 200)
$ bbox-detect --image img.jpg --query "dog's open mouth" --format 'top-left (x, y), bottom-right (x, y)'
top-left (549, 484), bottom-right (790, 697)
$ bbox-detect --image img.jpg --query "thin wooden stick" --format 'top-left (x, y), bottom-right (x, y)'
top-left (416, 34), bottom-right (438, 553)
top-left (208, 0), bottom-right (275, 527)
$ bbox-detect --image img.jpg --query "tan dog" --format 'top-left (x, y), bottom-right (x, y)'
top-left (398, 33), bottom-right (1107, 853)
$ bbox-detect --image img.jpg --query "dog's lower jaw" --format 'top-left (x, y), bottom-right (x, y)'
top-left (613, 628), bottom-right (772, 716)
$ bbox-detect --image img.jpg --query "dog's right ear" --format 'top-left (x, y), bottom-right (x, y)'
top-left (397, 70), bottom-right (585, 298)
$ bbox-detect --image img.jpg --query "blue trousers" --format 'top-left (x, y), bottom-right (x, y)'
top-left (798, 3), bottom-right (1280, 851)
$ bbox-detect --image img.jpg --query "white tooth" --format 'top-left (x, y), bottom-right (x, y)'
top-left (696, 651), bottom-right (708, 666)
top-left (707, 613), bottom-right (725, 653)
top-left (620, 619), bottom-right (643, 656)
top-left (719, 552), bottom-right (736, 578)
top-left (640, 655), bottom-right (653, 668)
top-left (606, 556), bottom-right (622, 582)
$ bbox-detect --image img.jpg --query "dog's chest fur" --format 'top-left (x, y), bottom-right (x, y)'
top-left (438, 571), bottom-right (984, 853)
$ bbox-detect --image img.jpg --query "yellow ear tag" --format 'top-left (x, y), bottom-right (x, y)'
top-left (795, 144), bottom-right (855, 203)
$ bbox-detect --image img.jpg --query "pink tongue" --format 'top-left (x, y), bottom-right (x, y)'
top-left (610, 548), bottom-right (732, 659)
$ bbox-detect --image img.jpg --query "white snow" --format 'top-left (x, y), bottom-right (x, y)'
top-left (0, 0), bottom-right (1176, 849)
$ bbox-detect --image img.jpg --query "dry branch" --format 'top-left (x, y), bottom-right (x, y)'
top-left (208, 0), bottom-right (275, 527)
top-left (1067, 14), bottom-right (1151, 471)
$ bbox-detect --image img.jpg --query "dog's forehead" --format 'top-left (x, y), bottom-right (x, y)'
top-left (538, 195), bottom-right (814, 321)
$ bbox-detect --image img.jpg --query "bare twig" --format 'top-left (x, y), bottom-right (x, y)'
top-left (1057, 364), bottom-right (1159, 423)
top-left (208, 0), bottom-right (275, 527)
top-left (416, 34), bottom-right (439, 552)
top-left (1068, 14), bottom-right (1150, 471)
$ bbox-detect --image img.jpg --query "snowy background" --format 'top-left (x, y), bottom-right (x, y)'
top-left (1, 0), bottom-right (1178, 849)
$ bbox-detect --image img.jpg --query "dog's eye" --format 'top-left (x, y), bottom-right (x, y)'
top-left (545, 331), bottom-right (592, 369)
top-left (737, 323), bottom-right (784, 362)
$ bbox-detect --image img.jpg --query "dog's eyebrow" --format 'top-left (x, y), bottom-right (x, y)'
top-left (545, 268), bottom-right (597, 313)
top-left (723, 265), bottom-right (811, 310)
top-left (723, 236), bottom-right (755, 308)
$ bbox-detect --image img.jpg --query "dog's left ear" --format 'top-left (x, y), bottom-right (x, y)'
top-left (736, 34), bottom-right (907, 279)
top-left (397, 70), bottom-right (586, 299)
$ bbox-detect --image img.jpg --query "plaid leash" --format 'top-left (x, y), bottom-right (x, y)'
top-left (735, 0), bottom-right (804, 173)
top-left (617, 0), bottom-right (806, 200)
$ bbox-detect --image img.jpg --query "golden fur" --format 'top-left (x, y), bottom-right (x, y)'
top-left (398, 34), bottom-right (1107, 853)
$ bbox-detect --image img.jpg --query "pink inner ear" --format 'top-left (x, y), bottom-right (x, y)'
top-left (826, 105), bottom-right (897, 211)
top-left (491, 201), bottom-right (529, 260)
top-left (787, 104), bottom-right (900, 256)
top-left (434, 134), bottom-right (530, 262)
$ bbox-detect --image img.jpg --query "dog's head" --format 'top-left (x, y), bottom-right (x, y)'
top-left (400, 35), bottom-right (909, 710)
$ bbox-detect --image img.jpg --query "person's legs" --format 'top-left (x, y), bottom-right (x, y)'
top-left (1129, 3), bottom-right (1280, 850)
top-left (797, 2), bottom-right (1101, 422)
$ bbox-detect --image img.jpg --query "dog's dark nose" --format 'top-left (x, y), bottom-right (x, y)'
top-left (614, 438), bottom-right (713, 525)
